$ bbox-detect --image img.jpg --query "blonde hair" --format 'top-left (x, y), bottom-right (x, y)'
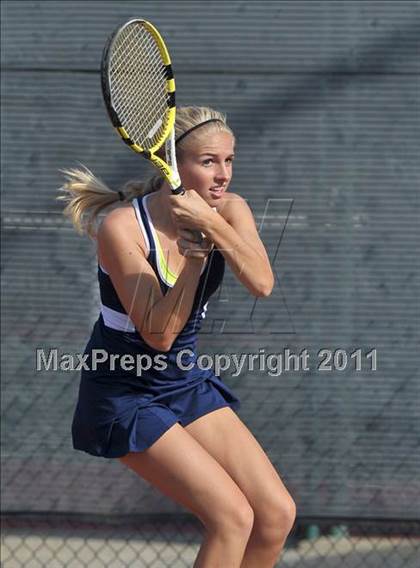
top-left (174, 106), bottom-right (234, 157)
top-left (57, 106), bottom-right (233, 236)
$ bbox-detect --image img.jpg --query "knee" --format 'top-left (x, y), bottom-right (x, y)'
top-left (232, 501), bottom-right (255, 535)
top-left (268, 493), bottom-right (297, 534)
top-left (254, 494), bottom-right (297, 544)
top-left (207, 498), bottom-right (254, 538)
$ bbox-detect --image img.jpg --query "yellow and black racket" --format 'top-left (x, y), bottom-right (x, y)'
top-left (101, 18), bottom-right (184, 195)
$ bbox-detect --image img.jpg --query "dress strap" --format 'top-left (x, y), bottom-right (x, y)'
top-left (132, 196), bottom-right (151, 257)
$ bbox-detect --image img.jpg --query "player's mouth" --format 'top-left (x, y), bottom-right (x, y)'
top-left (209, 185), bottom-right (225, 198)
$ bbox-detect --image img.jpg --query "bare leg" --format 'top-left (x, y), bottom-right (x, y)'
top-left (118, 422), bottom-right (254, 567)
top-left (184, 407), bottom-right (297, 567)
top-left (194, 522), bottom-right (253, 568)
top-left (240, 522), bottom-right (292, 567)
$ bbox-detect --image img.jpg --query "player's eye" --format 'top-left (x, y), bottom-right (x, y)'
top-left (202, 158), bottom-right (213, 166)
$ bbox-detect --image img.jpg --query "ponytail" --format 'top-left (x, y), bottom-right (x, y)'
top-left (57, 165), bottom-right (162, 237)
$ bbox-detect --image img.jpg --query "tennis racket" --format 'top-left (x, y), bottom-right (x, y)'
top-left (101, 18), bottom-right (184, 195)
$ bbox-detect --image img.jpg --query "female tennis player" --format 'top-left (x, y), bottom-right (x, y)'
top-left (60, 106), bottom-right (296, 567)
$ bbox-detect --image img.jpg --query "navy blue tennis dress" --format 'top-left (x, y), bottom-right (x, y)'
top-left (71, 193), bottom-right (241, 458)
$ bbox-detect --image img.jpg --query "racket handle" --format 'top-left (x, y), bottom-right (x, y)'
top-left (172, 185), bottom-right (185, 195)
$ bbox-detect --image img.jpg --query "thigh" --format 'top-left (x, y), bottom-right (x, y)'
top-left (184, 407), bottom-right (294, 519)
top-left (118, 422), bottom-right (252, 528)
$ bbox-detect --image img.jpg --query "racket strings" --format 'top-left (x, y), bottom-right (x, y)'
top-left (111, 28), bottom-right (167, 142)
top-left (111, 27), bottom-right (166, 119)
top-left (113, 30), bottom-right (163, 118)
top-left (109, 24), bottom-right (170, 149)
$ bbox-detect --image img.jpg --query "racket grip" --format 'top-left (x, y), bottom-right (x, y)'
top-left (172, 185), bottom-right (185, 195)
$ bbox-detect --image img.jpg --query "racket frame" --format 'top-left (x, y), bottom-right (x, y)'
top-left (101, 19), bottom-right (184, 194)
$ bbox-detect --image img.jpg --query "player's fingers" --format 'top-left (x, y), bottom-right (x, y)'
top-left (177, 238), bottom-right (195, 250)
top-left (178, 228), bottom-right (203, 243)
top-left (200, 237), bottom-right (213, 251)
top-left (177, 240), bottom-right (201, 257)
top-left (184, 250), bottom-right (208, 258)
top-left (178, 245), bottom-right (208, 259)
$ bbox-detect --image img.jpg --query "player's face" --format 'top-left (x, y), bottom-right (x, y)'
top-left (178, 130), bottom-right (235, 205)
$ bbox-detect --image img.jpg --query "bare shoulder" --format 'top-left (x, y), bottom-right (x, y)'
top-left (96, 204), bottom-right (137, 242)
top-left (218, 192), bottom-right (248, 223)
top-left (97, 202), bottom-right (147, 268)
top-left (217, 191), bottom-right (252, 224)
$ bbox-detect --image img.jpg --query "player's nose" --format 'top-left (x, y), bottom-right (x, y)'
top-left (214, 163), bottom-right (230, 183)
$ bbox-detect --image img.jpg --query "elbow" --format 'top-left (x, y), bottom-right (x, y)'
top-left (253, 275), bottom-right (274, 298)
top-left (254, 284), bottom-right (273, 298)
top-left (135, 317), bottom-right (177, 352)
top-left (141, 333), bottom-right (175, 353)
top-left (157, 340), bottom-right (175, 353)
top-left (248, 283), bottom-right (273, 298)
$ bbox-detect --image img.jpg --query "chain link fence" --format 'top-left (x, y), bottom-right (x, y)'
top-left (2, 515), bottom-right (419, 567)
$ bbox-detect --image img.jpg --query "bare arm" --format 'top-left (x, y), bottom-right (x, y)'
top-left (169, 190), bottom-right (274, 297)
top-left (204, 193), bottom-right (274, 297)
top-left (97, 208), bottom-right (206, 352)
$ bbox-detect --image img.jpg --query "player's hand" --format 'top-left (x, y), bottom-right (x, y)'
top-left (177, 228), bottom-right (214, 258)
top-left (168, 190), bottom-right (214, 233)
